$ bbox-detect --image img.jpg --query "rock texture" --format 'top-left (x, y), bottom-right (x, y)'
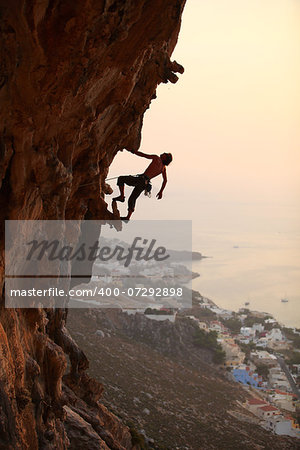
top-left (0, 1), bottom-right (185, 448)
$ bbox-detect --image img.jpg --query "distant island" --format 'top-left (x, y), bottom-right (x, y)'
top-left (166, 249), bottom-right (205, 261)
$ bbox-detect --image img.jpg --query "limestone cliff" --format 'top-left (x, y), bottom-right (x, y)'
top-left (0, 1), bottom-right (185, 448)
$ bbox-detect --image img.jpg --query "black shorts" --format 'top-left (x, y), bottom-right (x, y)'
top-left (117, 175), bottom-right (151, 211)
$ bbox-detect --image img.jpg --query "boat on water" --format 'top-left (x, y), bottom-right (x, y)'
top-left (281, 298), bottom-right (289, 303)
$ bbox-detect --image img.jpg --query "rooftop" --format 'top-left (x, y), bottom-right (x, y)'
top-left (259, 405), bottom-right (278, 412)
top-left (274, 389), bottom-right (294, 397)
top-left (247, 398), bottom-right (267, 405)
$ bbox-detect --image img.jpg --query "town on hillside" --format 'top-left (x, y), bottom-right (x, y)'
top-left (179, 292), bottom-right (300, 439)
top-left (122, 289), bottom-right (300, 440)
top-left (72, 251), bottom-right (300, 441)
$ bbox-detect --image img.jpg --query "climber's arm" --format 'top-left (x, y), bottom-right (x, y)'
top-left (127, 149), bottom-right (155, 159)
top-left (156, 169), bottom-right (167, 199)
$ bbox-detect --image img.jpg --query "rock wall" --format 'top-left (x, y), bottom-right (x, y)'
top-left (0, 1), bottom-right (185, 448)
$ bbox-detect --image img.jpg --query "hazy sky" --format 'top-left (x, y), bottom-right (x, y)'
top-left (110, 0), bottom-right (300, 232)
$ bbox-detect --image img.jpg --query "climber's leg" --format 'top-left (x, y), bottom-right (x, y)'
top-left (121, 185), bottom-right (144, 220)
top-left (113, 175), bottom-right (136, 202)
top-left (113, 190), bottom-right (125, 203)
top-left (120, 209), bottom-right (134, 222)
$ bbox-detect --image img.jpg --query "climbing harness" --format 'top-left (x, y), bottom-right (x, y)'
top-left (140, 174), bottom-right (152, 198)
top-left (78, 174), bottom-right (151, 198)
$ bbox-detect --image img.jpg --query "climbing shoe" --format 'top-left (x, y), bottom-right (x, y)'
top-left (112, 196), bottom-right (125, 202)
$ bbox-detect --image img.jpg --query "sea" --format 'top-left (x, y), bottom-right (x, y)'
top-left (190, 202), bottom-right (300, 328)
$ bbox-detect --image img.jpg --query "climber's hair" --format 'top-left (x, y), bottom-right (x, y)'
top-left (161, 152), bottom-right (173, 166)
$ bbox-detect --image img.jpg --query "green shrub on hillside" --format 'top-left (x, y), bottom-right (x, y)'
top-left (221, 317), bottom-right (242, 334)
top-left (287, 352), bottom-right (300, 366)
top-left (256, 363), bottom-right (270, 379)
top-left (194, 329), bottom-right (225, 364)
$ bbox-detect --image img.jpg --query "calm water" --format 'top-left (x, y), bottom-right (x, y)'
top-left (190, 203), bottom-right (300, 328)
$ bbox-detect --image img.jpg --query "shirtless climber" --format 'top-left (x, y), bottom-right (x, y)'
top-left (112, 149), bottom-right (173, 221)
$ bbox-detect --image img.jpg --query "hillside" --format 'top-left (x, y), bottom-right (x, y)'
top-left (67, 308), bottom-right (299, 449)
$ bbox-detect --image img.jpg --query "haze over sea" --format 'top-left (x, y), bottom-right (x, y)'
top-left (191, 201), bottom-right (300, 329)
top-left (110, 0), bottom-right (300, 328)
top-left (136, 0), bottom-right (299, 328)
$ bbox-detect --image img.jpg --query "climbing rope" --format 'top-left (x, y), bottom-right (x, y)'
top-left (106, 176), bottom-right (120, 181)
top-left (78, 175), bottom-right (119, 188)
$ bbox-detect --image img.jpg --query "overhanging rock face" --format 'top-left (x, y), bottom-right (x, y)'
top-left (0, 1), bottom-right (185, 448)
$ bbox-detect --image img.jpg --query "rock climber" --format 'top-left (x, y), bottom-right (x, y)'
top-left (112, 149), bottom-right (173, 221)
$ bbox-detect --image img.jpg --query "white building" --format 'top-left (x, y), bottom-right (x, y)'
top-left (238, 314), bottom-right (247, 322)
top-left (252, 323), bottom-right (265, 333)
top-left (250, 350), bottom-right (277, 363)
top-left (292, 364), bottom-right (300, 374)
top-left (265, 318), bottom-right (277, 324)
top-left (256, 337), bottom-right (268, 348)
top-left (144, 314), bottom-right (177, 323)
top-left (246, 397), bottom-right (268, 414)
top-left (268, 391), bottom-right (296, 413)
top-left (267, 328), bottom-right (284, 342)
top-left (208, 306), bottom-right (223, 315)
top-left (265, 415), bottom-right (294, 436)
top-left (199, 302), bottom-right (213, 309)
top-left (221, 340), bottom-right (245, 366)
top-left (257, 405), bottom-right (279, 419)
top-left (239, 337), bottom-right (251, 345)
top-left (268, 368), bottom-right (291, 392)
top-left (240, 326), bottom-right (256, 337)
top-left (122, 308), bottom-right (145, 315)
top-left (209, 321), bottom-right (224, 332)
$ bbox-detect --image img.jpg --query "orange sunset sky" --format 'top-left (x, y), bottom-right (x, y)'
top-left (110, 0), bottom-right (300, 232)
